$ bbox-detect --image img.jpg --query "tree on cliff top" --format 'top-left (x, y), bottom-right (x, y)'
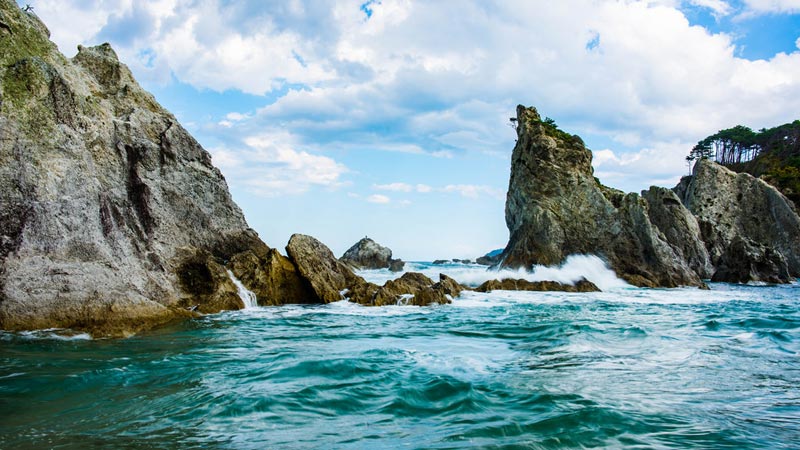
top-left (687, 120), bottom-right (800, 205)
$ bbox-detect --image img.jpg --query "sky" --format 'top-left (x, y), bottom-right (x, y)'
top-left (18, 0), bottom-right (800, 260)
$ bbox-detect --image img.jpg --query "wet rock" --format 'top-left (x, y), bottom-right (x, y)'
top-left (372, 272), bottom-right (451, 306)
top-left (710, 236), bottom-right (789, 284)
top-left (388, 259), bottom-right (405, 272)
top-left (287, 234), bottom-right (366, 303)
top-left (500, 105), bottom-right (703, 288)
top-left (175, 247), bottom-right (243, 313)
top-left (229, 248), bottom-right (316, 305)
top-left (340, 236), bottom-right (396, 269)
top-left (475, 278), bottom-right (600, 293)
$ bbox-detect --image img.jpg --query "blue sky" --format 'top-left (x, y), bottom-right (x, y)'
top-left (20, 0), bottom-right (800, 259)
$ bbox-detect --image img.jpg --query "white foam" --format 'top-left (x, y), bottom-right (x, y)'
top-left (356, 254), bottom-right (631, 291)
top-left (226, 269), bottom-right (258, 309)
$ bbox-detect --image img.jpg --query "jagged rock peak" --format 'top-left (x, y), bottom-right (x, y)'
top-left (500, 105), bottom-right (704, 288)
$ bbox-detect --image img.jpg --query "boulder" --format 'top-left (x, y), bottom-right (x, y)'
top-left (476, 249), bottom-right (503, 266)
top-left (340, 237), bottom-right (397, 269)
top-left (229, 248), bottom-right (316, 305)
top-left (174, 247), bottom-right (243, 313)
top-left (500, 105), bottom-right (704, 288)
top-left (678, 158), bottom-right (800, 283)
top-left (475, 278), bottom-right (600, 293)
top-left (372, 272), bottom-right (452, 306)
top-left (287, 234), bottom-right (366, 303)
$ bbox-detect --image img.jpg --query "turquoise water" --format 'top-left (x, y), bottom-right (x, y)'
top-left (1, 263), bottom-right (799, 449)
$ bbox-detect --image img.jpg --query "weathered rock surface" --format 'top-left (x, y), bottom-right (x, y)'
top-left (287, 234), bottom-right (365, 303)
top-left (475, 278), bottom-right (600, 293)
top-left (642, 186), bottom-right (713, 279)
top-left (0, 2), bottom-right (268, 335)
top-left (229, 248), bottom-right (315, 306)
top-left (677, 158), bottom-right (800, 283)
top-left (500, 105), bottom-right (704, 287)
top-left (340, 236), bottom-right (404, 271)
top-left (476, 250), bottom-right (503, 266)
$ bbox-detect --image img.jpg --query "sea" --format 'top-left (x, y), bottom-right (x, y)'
top-left (1, 258), bottom-right (799, 449)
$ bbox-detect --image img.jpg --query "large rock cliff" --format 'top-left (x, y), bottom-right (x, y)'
top-left (500, 105), bottom-right (704, 287)
top-left (0, 2), bottom-right (267, 335)
top-left (676, 158), bottom-right (800, 283)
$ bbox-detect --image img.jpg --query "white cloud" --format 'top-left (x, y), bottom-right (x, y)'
top-left (33, 0), bottom-right (800, 192)
top-left (443, 184), bottom-right (505, 200)
top-left (209, 131), bottom-right (348, 197)
top-left (367, 194), bottom-right (391, 204)
top-left (373, 182), bottom-right (413, 192)
top-left (742, 0), bottom-right (800, 14)
top-left (689, 0), bottom-right (733, 15)
top-left (416, 184), bottom-right (432, 193)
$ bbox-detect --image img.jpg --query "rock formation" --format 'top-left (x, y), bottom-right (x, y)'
top-left (340, 236), bottom-right (404, 272)
top-left (676, 158), bottom-right (800, 283)
top-left (288, 234), bottom-right (454, 306)
top-left (0, 2), bottom-right (270, 336)
top-left (641, 186), bottom-right (713, 279)
top-left (476, 249), bottom-right (503, 266)
top-left (500, 105), bottom-right (704, 287)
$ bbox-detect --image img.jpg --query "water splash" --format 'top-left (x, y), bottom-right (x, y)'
top-left (357, 254), bottom-right (630, 291)
top-left (226, 270), bottom-right (258, 309)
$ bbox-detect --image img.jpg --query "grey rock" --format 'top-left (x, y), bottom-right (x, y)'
top-left (0, 3), bottom-right (267, 336)
top-left (642, 186), bottom-right (713, 279)
top-left (340, 236), bottom-right (396, 269)
top-left (500, 105), bottom-right (704, 288)
top-left (678, 158), bottom-right (800, 283)
top-left (475, 278), bottom-right (600, 293)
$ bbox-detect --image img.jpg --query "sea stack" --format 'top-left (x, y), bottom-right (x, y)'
top-left (500, 105), bottom-right (704, 287)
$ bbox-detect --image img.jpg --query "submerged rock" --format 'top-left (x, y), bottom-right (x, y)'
top-left (500, 105), bottom-right (704, 288)
top-left (678, 158), bottom-right (800, 283)
top-left (475, 278), bottom-right (600, 293)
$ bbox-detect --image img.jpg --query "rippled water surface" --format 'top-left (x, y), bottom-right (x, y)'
top-left (2, 264), bottom-right (799, 449)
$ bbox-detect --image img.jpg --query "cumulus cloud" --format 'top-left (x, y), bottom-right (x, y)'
top-left (29, 0), bottom-right (800, 192)
top-left (443, 184), bottom-right (506, 200)
top-left (209, 131), bottom-right (348, 196)
top-left (367, 194), bottom-right (391, 204)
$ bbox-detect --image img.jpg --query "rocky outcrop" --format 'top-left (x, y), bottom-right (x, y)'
top-left (476, 250), bottom-right (503, 266)
top-left (228, 248), bottom-right (315, 306)
top-left (0, 2), bottom-right (274, 336)
top-left (500, 105), bottom-right (704, 288)
top-left (642, 186), bottom-right (713, 279)
top-left (287, 234), bottom-right (364, 303)
top-left (288, 234), bottom-right (456, 306)
top-left (677, 158), bottom-right (800, 283)
top-left (475, 278), bottom-right (600, 293)
top-left (340, 237), bottom-right (404, 271)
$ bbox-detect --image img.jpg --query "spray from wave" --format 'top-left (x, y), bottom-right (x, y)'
top-left (357, 254), bottom-right (631, 291)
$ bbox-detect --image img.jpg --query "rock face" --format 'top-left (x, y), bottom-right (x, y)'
top-left (641, 186), bottom-right (713, 279)
top-left (340, 237), bottom-right (404, 271)
top-left (676, 158), bottom-right (800, 283)
top-left (501, 105), bottom-right (704, 287)
top-left (229, 248), bottom-right (316, 306)
top-left (288, 234), bottom-right (454, 306)
top-left (0, 2), bottom-right (273, 335)
top-left (476, 249), bottom-right (503, 266)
